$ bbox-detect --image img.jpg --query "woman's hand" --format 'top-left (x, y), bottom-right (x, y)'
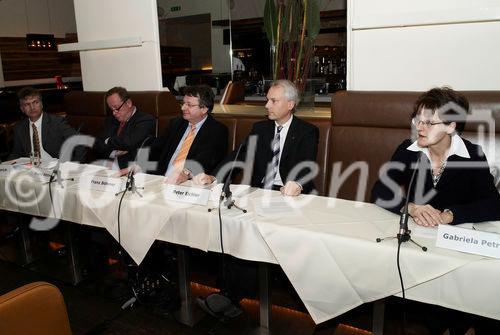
top-left (408, 203), bottom-right (444, 227)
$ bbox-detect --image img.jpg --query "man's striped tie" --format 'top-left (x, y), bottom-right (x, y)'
top-left (264, 125), bottom-right (283, 189)
top-left (172, 124), bottom-right (196, 170)
top-left (32, 123), bottom-right (41, 159)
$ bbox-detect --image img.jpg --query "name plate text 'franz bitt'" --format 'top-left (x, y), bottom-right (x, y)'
top-left (82, 175), bottom-right (125, 193)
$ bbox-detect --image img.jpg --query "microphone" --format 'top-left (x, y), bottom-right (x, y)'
top-left (49, 123), bottom-right (84, 186)
top-left (116, 135), bottom-right (153, 197)
top-left (398, 152), bottom-right (423, 243)
top-left (219, 141), bottom-right (246, 212)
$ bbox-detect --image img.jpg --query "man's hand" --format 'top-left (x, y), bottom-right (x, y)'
top-left (280, 181), bottom-right (302, 197)
top-left (113, 164), bottom-right (141, 178)
top-left (114, 167), bottom-right (130, 177)
top-left (192, 173), bottom-right (216, 185)
top-left (409, 203), bottom-right (444, 227)
top-left (165, 169), bottom-right (189, 185)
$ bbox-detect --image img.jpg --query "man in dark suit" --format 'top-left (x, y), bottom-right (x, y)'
top-left (8, 87), bottom-right (82, 162)
top-left (195, 79), bottom-right (319, 196)
top-left (151, 85), bottom-right (228, 184)
top-left (193, 80), bottom-right (319, 319)
top-left (93, 86), bottom-right (155, 170)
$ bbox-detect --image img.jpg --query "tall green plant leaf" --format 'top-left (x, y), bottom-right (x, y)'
top-left (305, 0), bottom-right (320, 39)
top-left (283, 0), bottom-right (301, 42)
top-left (263, 0), bottom-right (277, 44)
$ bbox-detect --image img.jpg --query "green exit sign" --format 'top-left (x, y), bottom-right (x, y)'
top-left (170, 6), bottom-right (181, 12)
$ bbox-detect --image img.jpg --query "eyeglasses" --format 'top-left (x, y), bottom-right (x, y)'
top-left (412, 118), bottom-right (444, 127)
top-left (21, 99), bottom-right (41, 108)
top-left (181, 102), bottom-right (200, 108)
top-left (110, 99), bottom-right (128, 112)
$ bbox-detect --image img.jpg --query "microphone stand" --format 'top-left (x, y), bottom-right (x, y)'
top-left (208, 183), bottom-right (247, 213)
top-left (46, 165), bottom-right (74, 188)
top-left (112, 135), bottom-right (160, 310)
top-left (208, 142), bottom-right (247, 213)
top-left (44, 121), bottom-right (84, 188)
top-left (221, 188), bottom-right (247, 213)
top-left (115, 168), bottom-right (144, 198)
top-left (376, 153), bottom-right (427, 252)
top-left (114, 135), bottom-right (153, 198)
top-left (376, 153), bottom-right (427, 330)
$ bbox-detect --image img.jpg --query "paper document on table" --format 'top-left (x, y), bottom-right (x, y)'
top-left (253, 197), bottom-right (299, 217)
top-left (59, 162), bottom-right (106, 178)
top-left (408, 224), bottom-right (437, 238)
top-left (133, 172), bottom-right (164, 187)
top-left (40, 159), bottom-right (58, 169)
top-left (1, 157), bottom-right (31, 167)
top-left (473, 221), bottom-right (500, 234)
top-left (209, 183), bottom-right (250, 202)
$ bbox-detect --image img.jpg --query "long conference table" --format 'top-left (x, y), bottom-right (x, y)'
top-left (1, 161), bottom-right (499, 332)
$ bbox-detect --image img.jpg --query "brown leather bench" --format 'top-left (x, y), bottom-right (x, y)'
top-left (62, 90), bottom-right (499, 198)
top-left (63, 90), bottom-right (181, 137)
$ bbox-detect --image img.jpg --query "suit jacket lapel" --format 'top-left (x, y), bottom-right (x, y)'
top-left (20, 119), bottom-right (31, 155)
top-left (41, 113), bottom-right (50, 151)
top-left (262, 120), bottom-right (276, 162)
top-left (281, 116), bottom-right (297, 162)
top-left (123, 110), bottom-right (139, 134)
top-left (188, 115), bottom-right (210, 158)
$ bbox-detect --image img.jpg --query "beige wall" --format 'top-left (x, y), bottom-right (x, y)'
top-left (0, 0), bottom-right (76, 37)
top-left (157, 0), bottom-right (231, 73)
top-left (73, 0), bottom-right (162, 91)
top-left (347, 0), bottom-right (500, 91)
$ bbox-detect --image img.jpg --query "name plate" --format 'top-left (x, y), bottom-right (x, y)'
top-left (163, 184), bottom-right (210, 206)
top-left (436, 224), bottom-right (500, 259)
top-left (82, 175), bottom-right (125, 193)
top-left (0, 165), bottom-right (13, 177)
top-left (30, 168), bottom-right (52, 183)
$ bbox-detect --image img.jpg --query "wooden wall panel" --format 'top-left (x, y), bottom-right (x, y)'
top-left (0, 36), bottom-right (81, 81)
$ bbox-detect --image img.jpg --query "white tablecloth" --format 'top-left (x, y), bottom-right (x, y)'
top-left (1, 164), bottom-right (499, 324)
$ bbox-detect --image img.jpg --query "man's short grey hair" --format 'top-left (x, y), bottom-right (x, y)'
top-left (271, 80), bottom-right (300, 108)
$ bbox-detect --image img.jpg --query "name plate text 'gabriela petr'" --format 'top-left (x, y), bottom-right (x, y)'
top-left (437, 224), bottom-right (500, 259)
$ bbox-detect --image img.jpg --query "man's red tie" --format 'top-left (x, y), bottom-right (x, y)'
top-left (117, 122), bottom-right (126, 136)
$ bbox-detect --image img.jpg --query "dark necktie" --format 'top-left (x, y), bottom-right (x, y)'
top-left (117, 121), bottom-right (126, 136)
top-left (32, 123), bottom-right (41, 158)
top-left (264, 125), bottom-right (283, 189)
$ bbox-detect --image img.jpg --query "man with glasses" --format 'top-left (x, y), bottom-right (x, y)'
top-left (8, 87), bottom-right (81, 162)
top-left (93, 86), bottom-right (155, 170)
top-left (151, 85), bottom-right (227, 184)
top-left (193, 80), bottom-right (319, 320)
top-left (194, 79), bottom-right (319, 196)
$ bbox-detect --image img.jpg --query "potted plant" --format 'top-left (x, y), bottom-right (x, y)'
top-left (264, 0), bottom-right (321, 96)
